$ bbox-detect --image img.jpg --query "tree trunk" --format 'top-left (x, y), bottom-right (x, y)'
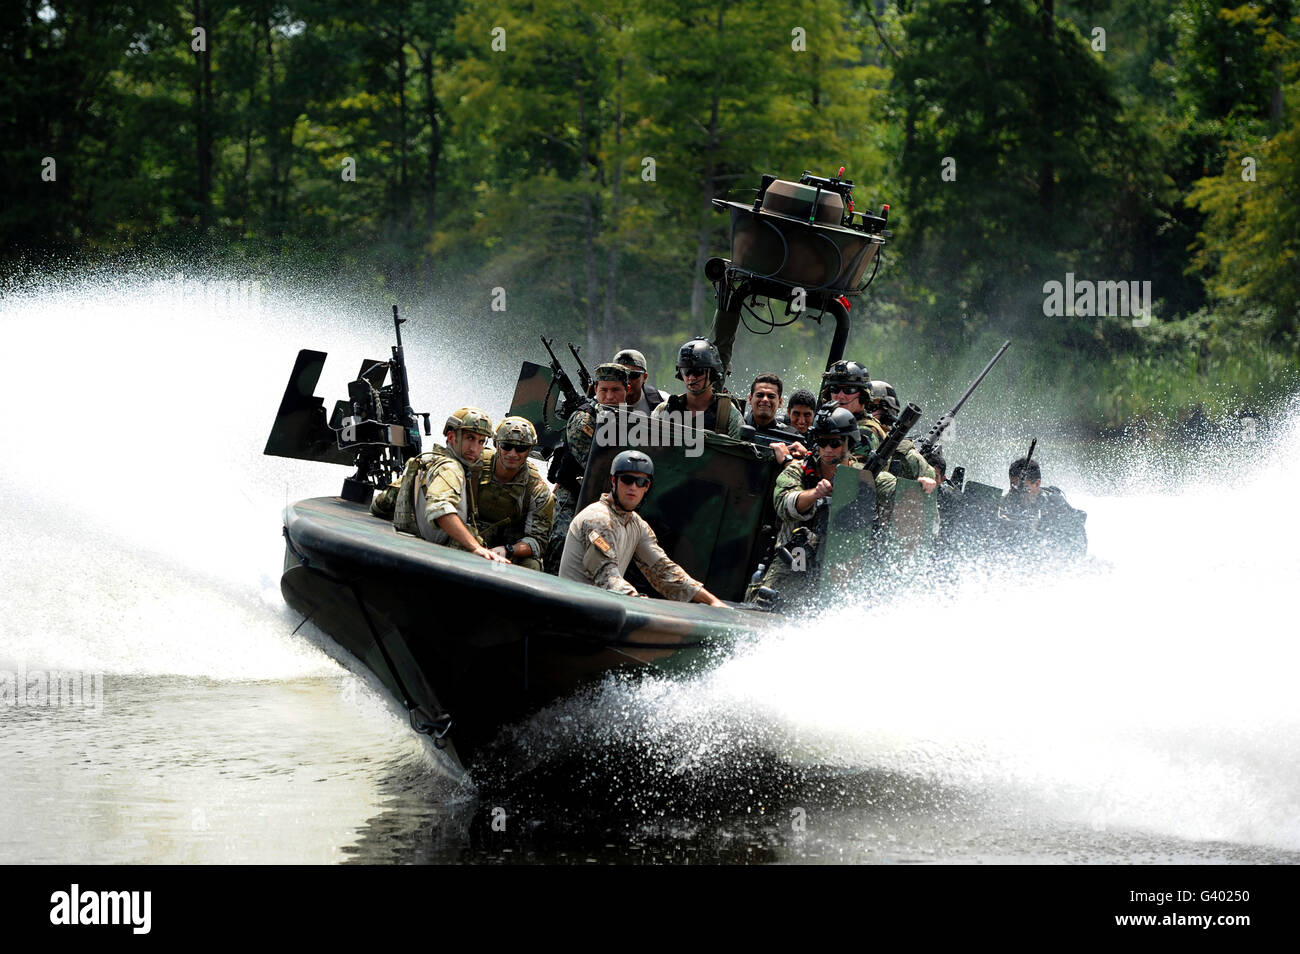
top-left (690, 9), bottom-right (727, 327)
top-left (263, 9), bottom-right (281, 241)
top-left (602, 40), bottom-right (624, 361)
top-left (420, 46), bottom-right (441, 234)
top-left (192, 0), bottom-right (212, 234)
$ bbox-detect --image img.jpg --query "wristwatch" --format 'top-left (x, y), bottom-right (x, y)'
top-left (504, 543), bottom-right (516, 560)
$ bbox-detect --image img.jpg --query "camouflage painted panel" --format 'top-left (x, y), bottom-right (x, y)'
top-left (580, 414), bottom-right (778, 602)
top-left (889, 475), bottom-right (939, 560)
top-left (819, 465), bottom-right (878, 594)
top-left (506, 361), bottom-right (564, 456)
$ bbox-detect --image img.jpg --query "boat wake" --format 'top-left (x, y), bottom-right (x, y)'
top-left (2, 269), bottom-right (1296, 861)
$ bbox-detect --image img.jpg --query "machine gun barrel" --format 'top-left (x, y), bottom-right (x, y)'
top-left (389, 305), bottom-right (424, 461)
top-left (918, 340), bottom-right (1010, 455)
top-left (1013, 438), bottom-right (1038, 492)
top-left (863, 402), bottom-right (922, 477)
top-left (567, 342), bottom-right (593, 396)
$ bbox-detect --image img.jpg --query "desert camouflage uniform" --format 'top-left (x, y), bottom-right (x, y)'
top-left (558, 493), bottom-right (703, 601)
top-left (472, 449), bottom-right (554, 571)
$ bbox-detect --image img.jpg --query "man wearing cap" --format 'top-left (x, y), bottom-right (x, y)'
top-left (471, 416), bottom-right (555, 571)
top-left (613, 348), bottom-right (664, 416)
top-left (560, 450), bottom-right (726, 605)
top-left (545, 363), bottom-right (631, 571)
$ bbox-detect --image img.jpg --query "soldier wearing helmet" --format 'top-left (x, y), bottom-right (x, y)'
top-left (559, 450), bottom-right (726, 606)
top-left (746, 403), bottom-right (863, 607)
top-left (860, 380), bottom-right (936, 491)
top-left (470, 416), bottom-right (555, 571)
top-left (545, 363), bottom-right (631, 571)
top-left (369, 407), bottom-right (510, 562)
top-left (651, 337), bottom-right (743, 439)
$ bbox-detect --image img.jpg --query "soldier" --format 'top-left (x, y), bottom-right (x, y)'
top-left (559, 450), bottom-right (727, 606)
top-left (613, 348), bottom-right (664, 416)
top-left (817, 360), bottom-right (895, 501)
top-left (782, 388), bottom-right (817, 437)
top-left (865, 380), bottom-right (937, 491)
top-left (998, 454), bottom-right (1088, 559)
top-left (652, 337), bottom-right (743, 439)
top-left (545, 363), bottom-right (631, 571)
top-left (383, 407), bottom-right (509, 563)
top-left (746, 404), bottom-right (862, 608)
top-left (472, 416), bottom-right (555, 571)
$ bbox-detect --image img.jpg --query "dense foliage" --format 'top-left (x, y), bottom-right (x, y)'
top-left (3, 0), bottom-right (1296, 427)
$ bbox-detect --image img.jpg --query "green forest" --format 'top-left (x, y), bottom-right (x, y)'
top-left (4, 0), bottom-right (1297, 431)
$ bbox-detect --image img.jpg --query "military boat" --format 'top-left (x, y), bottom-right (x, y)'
top-left (264, 169), bottom-right (1083, 772)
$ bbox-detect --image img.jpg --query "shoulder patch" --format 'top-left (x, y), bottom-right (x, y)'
top-left (581, 422), bottom-right (594, 437)
top-left (588, 530), bottom-right (614, 557)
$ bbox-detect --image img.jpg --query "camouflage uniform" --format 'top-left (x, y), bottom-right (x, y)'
top-left (558, 493), bottom-right (704, 601)
top-left (472, 449), bottom-right (555, 571)
top-left (747, 456), bottom-right (862, 606)
top-left (854, 414), bottom-right (935, 483)
top-left (370, 481), bottom-right (398, 519)
top-left (545, 363), bottom-right (631, 570)
top-left (414, 445), bottom-right (483, 547)
top-left (546, 405), bottom-right (598, 569)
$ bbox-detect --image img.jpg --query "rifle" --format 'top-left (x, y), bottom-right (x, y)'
top-left (568, 342), bottom-right (594, 396)
top-left (917, 340), bottom-right (1010, 456)
top-left (862, 402), bottom-right (922, 477)
top-left (540, 335), bottom-right (590, 421)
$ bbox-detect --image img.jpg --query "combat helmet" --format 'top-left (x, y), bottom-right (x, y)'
top-left (494, 416), bottom-right (537, 448)
top-left (809, 403), bottom-right (861, 450)
top-left (611, 449), bottom-right (655, 481)
top-left (444, 406), bottom-right (494, 437)
top-left (675, 337), bottom-right (723, 383)
top-left (867, 380), bottom-right (901, 424)
top-left (819, 360), bottom-right (870, 402)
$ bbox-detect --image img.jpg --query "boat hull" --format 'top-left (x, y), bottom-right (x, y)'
top-left (280, 497), bottom-right (769, 769)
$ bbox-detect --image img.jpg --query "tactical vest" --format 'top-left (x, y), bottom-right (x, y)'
top-left (474, 456), bottom-right (534, 546)
top-left (664, 392), bottom-right (731, 433)
top-left (393, 446), bottom-right (481, 544)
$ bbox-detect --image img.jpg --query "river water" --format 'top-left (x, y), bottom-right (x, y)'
top-left (2, 269), bottom-right (1297, 864)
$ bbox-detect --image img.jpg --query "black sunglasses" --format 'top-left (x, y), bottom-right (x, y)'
top-left (624, 370), bottom-right (645, 379)
top-left (831, 385), bottom-right (863, 396)
top-left (616, 474), bottom-right (651, 488)
top-left (815, 437), bottom-right (845, 449)
top-left (499, 442), bottom-right (533, 453)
